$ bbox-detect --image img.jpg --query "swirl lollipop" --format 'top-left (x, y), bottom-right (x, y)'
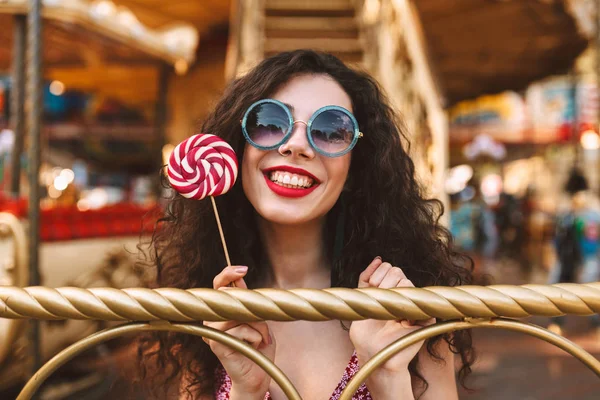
top-left (168, 133), bottom-right (238, 266)
top-left (168, 133), bottom-right (238, 199)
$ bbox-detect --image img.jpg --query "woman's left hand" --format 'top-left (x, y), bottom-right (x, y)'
top-left (349, 257), bottom-right (435, 374)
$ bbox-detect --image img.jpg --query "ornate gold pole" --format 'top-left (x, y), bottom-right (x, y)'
top-left (339, 318), bottom-right (600, 400)
top-left (16, 322), bottom-right (301, 400)
top-left (1, 284), bottom-right (600, 322)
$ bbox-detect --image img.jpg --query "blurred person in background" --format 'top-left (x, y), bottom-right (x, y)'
top-left (548, 168), bottom-right (600, 335)
top-left (450, 181), bottom-right (498, 277)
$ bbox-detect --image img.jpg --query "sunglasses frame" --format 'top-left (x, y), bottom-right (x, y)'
top-left (241, 98), bottom-right (363, 157)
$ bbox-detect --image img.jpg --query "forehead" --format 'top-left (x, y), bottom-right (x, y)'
top-left (270, 74), bottom-right (353, 115)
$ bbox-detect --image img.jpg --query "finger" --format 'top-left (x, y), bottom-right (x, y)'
top-left (358, 257), bottom-right (383, 288)
top-left (379, 267), bottom-right (405, 289)
top-left (413, 317), bottom-right (436, 327)
top-left (396, 277), bottom-right (414, 288)
top-left (203, 320), bottom-right (242, 331)
top-left (219, 278), bottom-right (248, 290)
top-left (232, 278), bottom-right (247, 289)
top-left (225, 324), bottom-right (265, 349)
top-left (247, 322), bottom-right (272, 346)
top-left (202, 320), bottom-right (244, 344)
top-left (213, 266), bottom-right (249, 289)
top-left (400, 320), bottom-right (417, 329)
top-left (399, 317), bottom-right (435, 328)
top-left (368, 262), bottom-right (393, 287)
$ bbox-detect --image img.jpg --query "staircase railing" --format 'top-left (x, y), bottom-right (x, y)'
top-left (224, 0), bottom-right (266, 80)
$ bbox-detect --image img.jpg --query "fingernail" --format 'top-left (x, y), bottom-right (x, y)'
top-left (235, 266), bottom-right (248, 273)
top-left (375, 256), bottom-right (382, 261)
top-left (268, 333), bottom-right (273, 345)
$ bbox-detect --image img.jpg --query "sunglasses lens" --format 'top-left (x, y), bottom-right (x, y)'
top-left (310, 109), bottom-right (356, 155)
top-left (245, 102), bottom-right (289, 148)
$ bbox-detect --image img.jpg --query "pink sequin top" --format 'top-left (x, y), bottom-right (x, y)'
top-left (214, 351), bottom-right (372, 400)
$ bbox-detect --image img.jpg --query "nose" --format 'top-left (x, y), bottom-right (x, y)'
top-left (278, 120), bottom-right (315, 159)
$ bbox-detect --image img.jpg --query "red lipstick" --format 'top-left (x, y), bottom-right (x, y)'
top-left (262, 165), bottom-right (321, 198)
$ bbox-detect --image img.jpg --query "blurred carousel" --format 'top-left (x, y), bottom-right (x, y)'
top-left (0, 0), bottom-right (198, 395)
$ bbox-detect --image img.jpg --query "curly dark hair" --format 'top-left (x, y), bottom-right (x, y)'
top-left (138, 49), bottom-right (475, 399)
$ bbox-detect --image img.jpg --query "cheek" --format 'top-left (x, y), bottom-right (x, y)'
top-left (241, 146), bottom-right (259, 194)
top-left (326, 155), bottom-right (351, 189)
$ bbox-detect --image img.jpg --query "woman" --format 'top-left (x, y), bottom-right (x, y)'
top-left (139, 50), bottom-right (474, 399)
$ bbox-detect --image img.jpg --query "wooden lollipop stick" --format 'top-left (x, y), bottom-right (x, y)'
top-left (210, 196), bottom-right (232, 266)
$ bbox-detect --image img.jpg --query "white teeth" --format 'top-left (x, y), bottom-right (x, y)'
top-left (268, 170), bottom-right (316, 189)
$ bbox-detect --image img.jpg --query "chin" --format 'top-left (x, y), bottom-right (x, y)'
top-left (256, 204), bottom-right (316, 225)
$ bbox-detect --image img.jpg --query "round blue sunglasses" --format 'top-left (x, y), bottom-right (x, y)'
top-left (241, 98), bottom-right (363, 157)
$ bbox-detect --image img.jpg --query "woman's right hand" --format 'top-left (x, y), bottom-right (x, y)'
top-left (203, 266), bottom-right (275, 399)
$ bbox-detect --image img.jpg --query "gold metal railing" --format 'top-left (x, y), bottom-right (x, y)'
top-left (2, 283), bottom-right (600, 321)
top-left (1, 283), bottom-right (600, 399)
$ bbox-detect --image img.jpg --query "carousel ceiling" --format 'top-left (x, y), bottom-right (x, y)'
top-left (414, 0), bottom-right (589, 106)
top-left (112, 0), bottom-right (230, 35)
top-left (0, 0), bottom-right (589, 107)
top-left (0, 0), bottom-right (199, 71)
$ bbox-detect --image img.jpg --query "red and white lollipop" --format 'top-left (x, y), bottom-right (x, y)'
top-left (167, 133), bottom-right (239, 267)
top-left (167, 133), bottom-right (238, 200)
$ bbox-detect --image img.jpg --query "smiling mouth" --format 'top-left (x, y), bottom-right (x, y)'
top-left (266, 171), bottom-right (317, 189)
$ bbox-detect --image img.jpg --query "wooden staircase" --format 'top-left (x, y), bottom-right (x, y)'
top-left (264, 0), bottom-right (363, 63)
top-left (227, 0), bottom-right (364, 78)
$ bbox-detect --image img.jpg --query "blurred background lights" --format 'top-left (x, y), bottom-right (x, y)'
top-left (59, 168), bottom-right (75, 184)
top-left (81, 188), bottom-right (109, 209)
top-left (76, 199), bottom-right (90, 212)
top-left (47, 185), bottom-right (62, 199)
top-left (51, 167), bottom-right (62, 179)
top-left (53, 175), bottom-right (68, 191)
top-left (49, 80), bottom-right (65, 96)
top-left (91, 0), bottom-right (117, 18)
top-left (580, 129), bottom-right (600, 150)
top-left (445, 164), bottom-right (474, 194)
top-left (175, 59), bottom-right (189, 75)
top-left (481, 174), bottom-right (503, 198)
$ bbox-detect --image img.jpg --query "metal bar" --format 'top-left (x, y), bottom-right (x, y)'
top-left (9, 15), bottom-right (26, 197)
top-left (27, 0), bottom-right (43, 374)
top-left (16, 322), bottom-right (301, 400)
top-left (154, 63), bottom-right (169, 198)
top-left (2, 283), bottom-right (600, 321)
top-left (339, 318), bottom-right (600, 400)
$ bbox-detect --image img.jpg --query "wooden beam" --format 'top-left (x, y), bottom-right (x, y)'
top-left (46, 65), bottom-right (159, 106)
top-left (264, 37), bottom-right (362, 53)
top-left (266, 0), bottom-right (354, 11)
top-left (265, 16), bottom-right (357, 31)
